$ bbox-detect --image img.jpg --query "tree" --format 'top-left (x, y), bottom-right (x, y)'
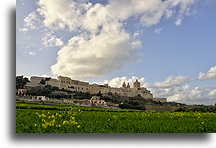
top-left (16, 76), bottom-right (29, 89)
top-left (45, 77), bottom-right (51, 81)
top-left (27, 86), bottom-right (52, 96)
top-left (39, 79), bottom-right (46, 85)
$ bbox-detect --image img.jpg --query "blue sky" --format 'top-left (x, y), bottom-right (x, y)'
top-left (16, 0), bottom-right (215, 105)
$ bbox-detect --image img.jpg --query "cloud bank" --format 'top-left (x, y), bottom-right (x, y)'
top-left (198, 66), bottom-right (216, 80)
top-left (103, 74), bottom-right (215, 105)
top-left (20, 0), bottom-right (198, 79)
top-left (103, 76), bottom-right (147, 88)
top-left (102, 66), bottom-right (216, 105)
top-left (153, 75), bottom-right (192, 88)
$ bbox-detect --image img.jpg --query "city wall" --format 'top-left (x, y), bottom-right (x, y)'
top-left (25, 76), bottom-right (166, 102)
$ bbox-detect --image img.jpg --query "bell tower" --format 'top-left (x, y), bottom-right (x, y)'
top-left (122, 82), bottom-right (126, 88)
top-left (126, 83), bottom-right (130, 88)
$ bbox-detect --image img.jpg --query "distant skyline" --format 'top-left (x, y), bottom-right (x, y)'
top-left (16, 0), bottom-right (215, 105)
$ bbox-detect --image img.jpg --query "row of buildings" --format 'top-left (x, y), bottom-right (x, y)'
top-left (23, 76), bottom-right (166, 102)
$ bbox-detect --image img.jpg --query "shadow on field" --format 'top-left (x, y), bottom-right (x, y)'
top-left (10, 5), bottom-right (210, 144)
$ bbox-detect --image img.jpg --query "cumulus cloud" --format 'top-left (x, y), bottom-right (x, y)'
top-left (198, 66), bottom-right (216, 80)
top-left (35, 0), bottom-right (197, 31)
top-left (51, 27), bottom-right (141, 79)
top-left (153, 75), bottom-right (192, 88)
top-left (103, 75), bottom-right (215, 105)
top-left (167, 86), bottom-right (215, 105)
top-left (149, 74), bottom-right (215, 105)
top-left (103, 76), bottom-right (146, 88)
top-left (37, 0), bottom-right (89, 31)
top-left (151, 84), bottom-right (215, 105)
top-left (42, 32), bottom-right (64, 47)
top-left (20, 0), bottom-right (198, 79)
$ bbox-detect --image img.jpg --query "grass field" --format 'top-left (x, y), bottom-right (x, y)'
top-left (16, 102), bottom-right (216, 133)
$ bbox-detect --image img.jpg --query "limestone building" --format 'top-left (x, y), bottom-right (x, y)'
top-left (25, 76), bottom-right (166, 102)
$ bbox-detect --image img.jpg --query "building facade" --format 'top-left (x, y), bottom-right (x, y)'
top-left (25, 76), bottom-right (166, 102)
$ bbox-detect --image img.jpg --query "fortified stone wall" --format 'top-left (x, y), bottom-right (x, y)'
top-left (46, 78), bottom-right (59, 87)
top-left (24, 76), bottom-right (166, 101)
top-left (25, 76), bottom-right (44, 87)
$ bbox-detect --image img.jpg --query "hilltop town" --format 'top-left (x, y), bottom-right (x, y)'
top-left (16, 75), bottom-right (169, 110)
top-left (18, 76), bottom-right (166, 102)
top-left (16, 75), bottom-right (216, 112)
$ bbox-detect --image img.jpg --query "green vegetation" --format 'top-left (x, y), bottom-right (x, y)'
top-left (16, 102), bottom-right (216, 133)
top-left (16, 76), bottom-right (29, 89)
top-left (19, 84), bottom-right (216, 112)
top-left (175, 105), bottom-right (216, 113)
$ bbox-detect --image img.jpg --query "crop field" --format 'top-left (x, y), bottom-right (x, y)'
top-left (16, 102), bottom-right (216, 133)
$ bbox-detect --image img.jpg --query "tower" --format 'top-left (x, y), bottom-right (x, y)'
top-left (126, 82), bottom-right (130, 88)
top-left (122, 82), bottom-right (126, 88)
top-left (133, 79), bottom-right (140, 88)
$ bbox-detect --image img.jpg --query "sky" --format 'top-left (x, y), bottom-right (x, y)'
top-left (16, 0), bottom-right (215, 105)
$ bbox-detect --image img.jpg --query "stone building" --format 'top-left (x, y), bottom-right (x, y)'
top-left (34, 96), bottom-right (46, 101)
top-left (88, 96), bottom-right (106, 106)
top-left (25, 76), bottom-right (166, 102)
top-left (16, 89), bottom-right (27, 96)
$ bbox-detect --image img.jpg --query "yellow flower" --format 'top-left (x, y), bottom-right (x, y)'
top-left (42, 124), bottom-right (47, 129)
top-left (77, 125), bottom-right (81, 128)
top-left (41, 114), bottom-right (46, 118)
top-left (62, 121), bottom-right (69, 125)
top-left (34, 124), bottom-right (38, 127)
top-left (70, 121), bottom-right (78, 125)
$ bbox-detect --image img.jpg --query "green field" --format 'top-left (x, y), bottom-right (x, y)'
top-left (16, 102), bottom-right (216, 133)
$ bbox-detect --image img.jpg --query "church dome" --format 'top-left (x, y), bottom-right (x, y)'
top-left (133, 79), bottom-right (140, 88)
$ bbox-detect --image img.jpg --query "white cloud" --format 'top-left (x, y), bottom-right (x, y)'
top-left (166, 86), bottom-right (216, 105)
top-left (102, 75), bottom-right (215, 105)
top-left (153, 75), bottom-right (191, 88)
top-left (19, 11), bottom-right (41, 32)
top-left (149, 74), bottom-right (215, 105)
top-left (149, 74), bottom-right (216, 105)
top-left (49, 0), bottom-right (197, 79)
top-left (107, 0), bottom-right (197, 27)
top-left (51, 30), bottom-right (142, 79)
top-left (154, 28), bottom-right (162, 34)
top-left (42, 32), bottom-right (64, 47)
top-left (28, 51), bottom-right (36, 56)
top-left (20, 0), bottom-right (198, 79)
top-left (103, 76), bottom-right (146, 88)
top-left (173, 0), bottom-right (196, 26)
top-left (175, 18), bottom-right (182, 26)
top-left (198, 66), bottom-right (216, 80)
